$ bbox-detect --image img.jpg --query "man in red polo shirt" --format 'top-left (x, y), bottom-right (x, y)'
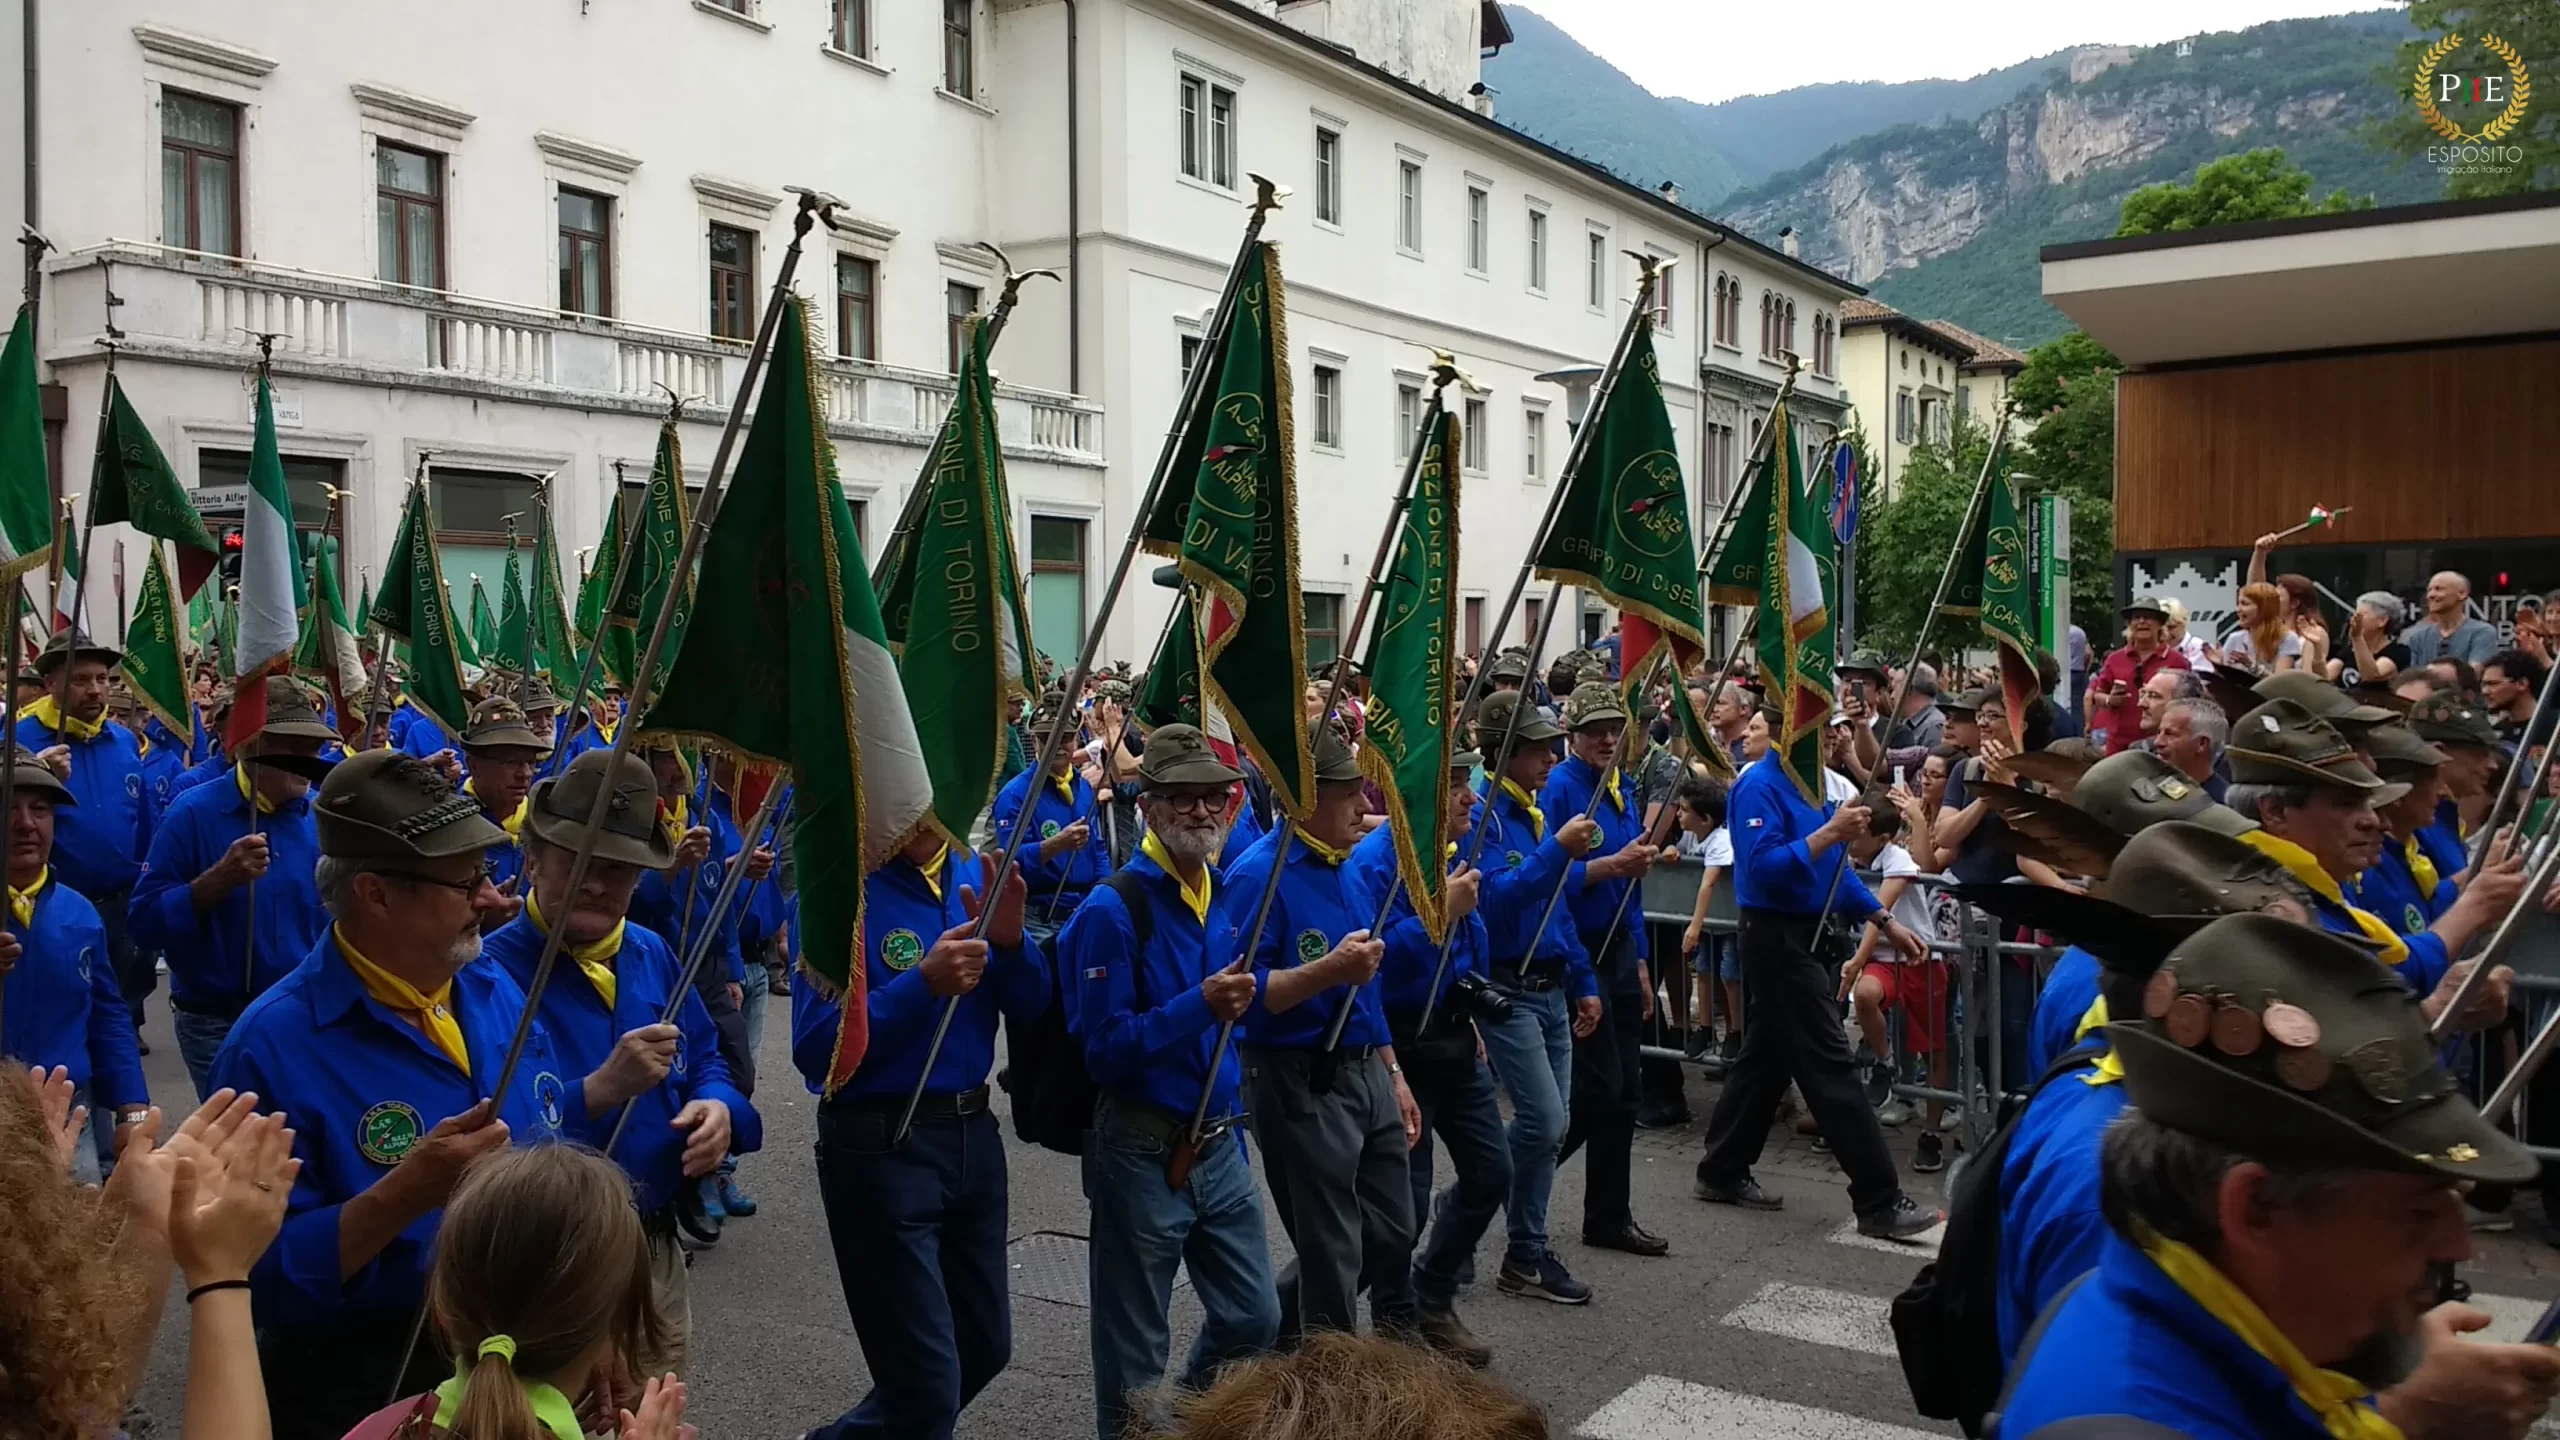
top-left (2089, 595), bottom-right (2192, 755)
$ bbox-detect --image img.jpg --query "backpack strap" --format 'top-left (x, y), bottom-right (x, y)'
top-left (1101, 869), bottom-right (1154, 953)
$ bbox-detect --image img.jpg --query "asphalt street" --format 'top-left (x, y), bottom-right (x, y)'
top-left (124, 1000), bottom-right (2560, 1439)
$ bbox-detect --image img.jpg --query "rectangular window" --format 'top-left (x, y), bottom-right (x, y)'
top-left (835, 255), bottom-right (877, 361)
top-left (1028, 516), bottom-right (1086, 663)
top-left (557, 188), bottom-right (612, 318)
top-left (1523, 406), bottom-right (1545, 482)
top-left (1312, 364), bottom-right (1341, 448)
top-left (943, 0), bottom-right (974, 96)
top-left (1524, 595), bottom-right (1543, 648)
top-left (1179, 76), bottom-right (1236, 187)
top-left (1586, 230), bottom-right (1606, 308)
top-left (1179, 333), bottom-right (1203, 388)
top-left (1957, 382), bottom-right (1972, 418)
top-left (708, 223), bottom-right (756, 341)
top-left (430, 466), bottom-right (542, 606)
top-left (1464, 596), bottom-right (1484, 657)
top-left (1705, 421), bottom-right (1734, 506)
top-left (831, 0), bottom-right (868, 56)
top-left (1465, 186), bottom-right (1488, 273)
top-left (195, 449), bottom-right (338, 534)
top-left (1526, 209), bottom-right (1547, 292)
top-left (1895, 389), bottom-right (1915, 444)
top-left (1655, 259), bottom-right (1675, 333)
top-left (1314, 127), bottom-right (1341, 224)
top-left (160, 91), bottom-right (240, 257)
top-left (946, 281), bottom-right (981, 374)
top-left (1303, 592), bottom-right (1343, 669)
top-left (1396, 382), bottom-right (1421, 462)
top-left (375, 143), bottom-right (444, 289)
top-left (1397, 161), bottom-right (1422, 254)
top-left (1461, 397), bottom-right (1487, 472)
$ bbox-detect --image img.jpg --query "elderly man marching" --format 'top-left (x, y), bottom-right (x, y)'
top-left (208, 749), bottom-right (651, 1440)
top-left (17, 631), bottom-right (155, 1040)
top-left (1061, 723), bottom-right (1282, 1440)
top-left (483, 749), bottom-right (760, 1379)
top-left (1228, 726), bottom-right (1412, 1344)
top-left (455, 693), bottom-right (550, 907)
top-left (990, 692), bottom-right (1115, 946)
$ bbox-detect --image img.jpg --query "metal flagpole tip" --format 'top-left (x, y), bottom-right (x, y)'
top-left (1249, 173), bottom-right (1290, 214)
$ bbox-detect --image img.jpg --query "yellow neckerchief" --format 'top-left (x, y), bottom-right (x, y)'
top-left (2402, 837), bottom-right (2440, 898)
top-left (29, 694), bottom-right (103, 742)
top-left (525, 890), bottom-right (626, 1011)
top-left (590, 714), bottom-right (618, 745)
top-left (1049, 765), bottom-right (1076, 805)
top-left (463, 780), bottom-right (528, 838)
top-left (659, 793), bottom-right (689, 853)
top-left (7, 866), bottom-right (46, 927)
top-left (2073, 995), bottom-right (2125, 1086)
top-left (1142, 829), bottom-right (1212, 923)
top-left (132, 727), bottom-right (149, 759)
top-left (431, 1363), bottom-right (583, 1440)
top-left (1499, 778), bottom-right (1546, 842)
top-left (334, 924), bottom-right (468, 1073)
top-left (233, 762), bottom-right (278, 816)
top-left (1597, 763), bottom-right (1626, 814)
top-left (2135, 1227), bottom-right (2404, 1440)
top-left (1298, 830), bottom-right (1351, 867)
top-left (2236, 830), bottom-right (2410, 967)
top-left (913, 840), bottom-right (951, 904)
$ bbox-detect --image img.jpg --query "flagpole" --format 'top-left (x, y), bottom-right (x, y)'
top-left (1411, 260), bottom-right (1666, 1035)
top-left (598, 784), bottom-right (789, 1158)
top-left (541, 449), bottom-right (654, 786)
top-left (362, 452), bottom-right (430, 751)
top-left (891, 176), bottom-right (1289, 1146)
top-left (2469, 654), bottom-right (2560, 868)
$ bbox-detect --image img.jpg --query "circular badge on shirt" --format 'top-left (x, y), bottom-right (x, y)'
top-left (883, 928), bottom-right (926, 971)
top-left (358, 1100), bottom-right (425, 1166)
top-left (2405, 904), bottom-right (2426, 934)
top-left (1506, 851), bottom-right (1524, 868)
top-left (1042, 819), bottom-right (1061, 839)
top-left (1296, 928), bottom-right (1328, 964)
top-left (534, 1071), bottom-right (566, 1133)
top-left (76, 945), bottom-right (93, 983)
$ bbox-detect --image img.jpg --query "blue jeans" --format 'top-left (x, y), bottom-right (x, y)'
top-left (71, 1084), bottom-right (105, 1185)
top-left (1373, 1051), bottom-right (1511, 1319)
top-left (739, 962), bottom-right (770, 1091)
top-left (1083, 1098), bottom-right (1278, 1440)
top-left (171, 1006), bottom-right (236, 1103)
top-left (809, 1102), bottom-right (1012, 1439)
top-left (1476, 986), bottom-right (1572, 1265)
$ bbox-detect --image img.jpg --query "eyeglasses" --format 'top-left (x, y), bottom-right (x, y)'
top-left (1154, 791), bottom-right (1227, 814)
top-left (372, 867), bottom-right (495, 898)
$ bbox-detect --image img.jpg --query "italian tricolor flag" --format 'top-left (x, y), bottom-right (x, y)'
top-left (227, 373), bottom-right (307, 748)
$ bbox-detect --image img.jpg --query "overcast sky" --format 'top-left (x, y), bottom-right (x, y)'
top-left (1514, 1), bottom-right (2391, 105)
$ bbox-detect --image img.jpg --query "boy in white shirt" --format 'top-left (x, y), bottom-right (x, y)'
top-left (1836, 789), bottom-right (1952, 1173)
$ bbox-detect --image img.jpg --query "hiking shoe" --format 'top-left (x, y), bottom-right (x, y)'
top-left (1496, 1253), bottom-right (1593, 1305)
top-left (1913, 1133), bottom-right (1946, 1174)
top-left (1418, 1306), bottom-right (1494, 1368)
top-left (1694, 1173), bottom-right (1783, 1210)
top-left (1856, 1195), bottom-right (1943, 1242)
top-left (718, 1173), bottom-right (759, 1218)
top-left (1875, 1098), bottom-right (1915, 1127)
top-left (1583, 1220), bottom-right (1670, 1257)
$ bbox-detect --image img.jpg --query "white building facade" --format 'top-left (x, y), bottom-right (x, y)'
top-left (8, 0), bottom-right (1858, 671)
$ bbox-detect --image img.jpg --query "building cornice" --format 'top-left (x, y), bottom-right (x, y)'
top-left (131, 24), bottom-right (278, 81)
top-left (533, 130), bottom-right (643, 182)
top-left (349, 83), bottom-right (476, 142)
top-left (690, 174), bottom-right (785, 220)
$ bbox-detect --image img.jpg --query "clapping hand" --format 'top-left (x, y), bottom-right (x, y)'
top-left (166, 1103), bottom-right (301, 1287)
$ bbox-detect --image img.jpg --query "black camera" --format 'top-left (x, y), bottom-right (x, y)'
top-left (1449, 970), bottom-right (1516, 1025)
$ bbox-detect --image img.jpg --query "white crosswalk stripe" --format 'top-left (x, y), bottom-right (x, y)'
top-left (1720, 1281), bottom-right (1898, 1358)
top-left (1576, 1376), bottom-right (1945, 1440)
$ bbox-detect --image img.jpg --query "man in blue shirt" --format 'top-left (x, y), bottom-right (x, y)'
top-left (1465, 689), bottom-right (1603, 1303)
top-left (1543, 682), bottom-right (1669, 1259)
top-left (1230, 726), bottom-right (1408, 1345)
top-left (207, 748), bottom-right (573, 1440)
top-left (1350, 744), bottom-right (1504, 1367)
top-left (456, 693), bottom-right (548, 913)
top-left (1695, 735), bottom-right (1940, 1241)
top-left (0, 746), bottom-right (146, 1183)
top-left (18, 631), bottom-right (153, 1041)
top-left (487, 749), bottom-right (758, 1380)
top-left (990, 693), bottom-right (1114, 945)
top-left (1999, 913), bottom-right (2559, 1438)
top-left (131, 676), bottom-right (338, 1100)
top-left (1060, 723), bottom-right (1278, 1440)
top-left (800, 822), bottom-right (1036, 1438)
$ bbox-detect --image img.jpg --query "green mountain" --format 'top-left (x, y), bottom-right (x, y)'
top-left (1480, 6), bottom-right (1743, 205)
top-left (1665, 54), bottom-right (2073, 189)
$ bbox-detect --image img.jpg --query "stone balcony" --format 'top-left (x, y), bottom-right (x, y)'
top-left (42, 243), bottom-right (1104, 468)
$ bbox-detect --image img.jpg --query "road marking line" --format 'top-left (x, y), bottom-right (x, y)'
top-left (1576, 1376), bottom-right (1945, 1440)
top-left (1720, 1281), bottom-right (1898, 1357)
top-left (1827, 1219), bottom-right (1944, 1259)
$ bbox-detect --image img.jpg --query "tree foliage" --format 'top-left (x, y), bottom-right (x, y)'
top-left (2373, 0), bottom-right (2560, 197)
top-left (2115, 148), bottom-right (2372, 237)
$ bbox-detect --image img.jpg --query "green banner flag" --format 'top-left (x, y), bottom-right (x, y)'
top-left (609, 423), bottom-right (691, 696)
top-left (639, 299), bottom-right (932, 1087)
top-left (1359, 403), bottom-right (1462, 942)
top-left (190, 574), bottom-right (217, 655)
top-left (530, 499), bottom-right (574, 682)
top-left (120, 546), bottom-right (190, 740)
top-left (467, 574), bottom-right (499, 664)
top-left (369, 483), bottom-right (474, 735)
top-left (1146, 243), bottom-right (1313, 818)
top-left (294, 534), bottom-right (366, 725)
top-left (1136, 603), bottom-right (1203, 731)
top-left (0, 306), bottom-right (59, 584)
top-left (496, 526), bottom-right (534, 678)
top-left (876, 314), bottom-right (1039, 842)
top-left (573, 490), bottom-right (628, 656)
top-left (1750, 402), bottom-right (1836, 804)
top-left (356, 571), bottom-right (373, 642)
top-left (88, 374), bottom-right (220, 598)
top-left (1978, 461), bottom-right (2041, 748)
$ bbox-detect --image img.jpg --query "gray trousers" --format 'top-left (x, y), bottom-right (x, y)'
top-left (1243, 1045), bottom-right (1415, 1339)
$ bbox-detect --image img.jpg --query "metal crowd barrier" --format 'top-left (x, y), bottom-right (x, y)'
top-left (1632, 858), bottom-right (2070, 1159)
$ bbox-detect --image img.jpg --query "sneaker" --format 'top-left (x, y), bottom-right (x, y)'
top-left (1417, 1306), bottom-right (1495, 1368)
top-left (767, 968), bottom-right (792, 997)
top-left (1913, 1133), bottom-right (1946, 1174)
top-left (1496, 1253), bottom-right (1593, 1305)
top-left (1694, 1173), bottom-right (1784, 1210)
top-left (674, 1182), bottom-right (724, 1247)
top-left (1810, 1134), bottom-right (1832, 1155)
top-left (718, 1173), bottom-right (759, 1218)
top-left (1861, 1057), bottom-right (1896, 1108)
top-left (1684, 1027), bottom-right (1712, 1060)
top-left (1718, 1031), bottom-right (1743, 1064)
top-left (1876, 1098), bottom-right (1915, 1128)
top-left (1856, 1194), bottom-right (1944, 1242)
